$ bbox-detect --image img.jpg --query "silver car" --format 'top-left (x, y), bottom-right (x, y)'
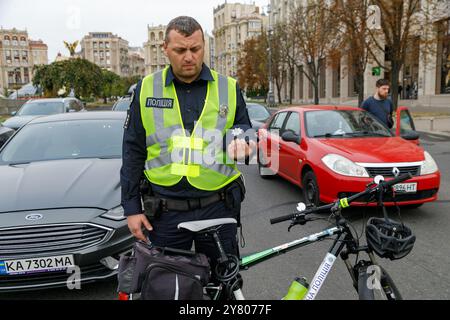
top-left (2, 98), bottom-right (86, 130)
top-left (0, 112), bottom-right (133, 292)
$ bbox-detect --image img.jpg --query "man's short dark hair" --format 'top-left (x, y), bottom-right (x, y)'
top-left (376, 79), bottom-right (390, 88)
top-left (165, 16), bottom-right (204, 42)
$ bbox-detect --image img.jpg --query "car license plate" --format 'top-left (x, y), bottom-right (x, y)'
top-left (393, 183), bottom-right (417, 193)
top-left (0, 255), bottom-right (75, 275)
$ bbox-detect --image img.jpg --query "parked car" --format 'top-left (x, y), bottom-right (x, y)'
top-left (0, 126), bottom-right (14, 148)
top-left (246, 102), bottom-right (272, 130)
top-left (257, 106), bottom-right (440, 208)
top-left (112, 96), bottom-right (132, 111)
top-left (2, 98), bottom-right (86, 130)
top-left (0, 111), bottom-right (133, 291)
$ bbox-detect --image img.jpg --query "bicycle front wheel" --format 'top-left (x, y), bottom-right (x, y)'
top-left (357, 264), bottom-right (402, 300)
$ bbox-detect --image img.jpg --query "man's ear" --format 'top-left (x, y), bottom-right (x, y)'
top-left (162, 42), bottom-right (168, 57)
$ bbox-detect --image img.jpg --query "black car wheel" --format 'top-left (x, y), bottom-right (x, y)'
top-left (302, 171), bottom-right (320, 206)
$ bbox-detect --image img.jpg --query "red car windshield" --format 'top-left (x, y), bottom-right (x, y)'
top-left (305, 110), bottom-right (393, 138)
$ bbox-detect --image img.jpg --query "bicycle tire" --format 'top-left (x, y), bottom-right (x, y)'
top-left (357, 264), bottom-right (402, 300)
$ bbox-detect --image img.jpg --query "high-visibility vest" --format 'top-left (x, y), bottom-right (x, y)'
top-left (139, 66), bottom-right (241, 191)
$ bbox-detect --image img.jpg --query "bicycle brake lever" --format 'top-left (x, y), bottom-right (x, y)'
top-left (288, 214), bottom-right (307, 232)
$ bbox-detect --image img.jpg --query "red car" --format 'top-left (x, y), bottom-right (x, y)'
top-left (257, 106), bottom-right (440, 208)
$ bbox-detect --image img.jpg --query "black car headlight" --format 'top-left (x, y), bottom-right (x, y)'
top-left (101, 205), bottom-right (126, 221)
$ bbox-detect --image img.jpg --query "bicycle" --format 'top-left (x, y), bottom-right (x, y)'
top-left (119, 172), bottom-right (415, 300)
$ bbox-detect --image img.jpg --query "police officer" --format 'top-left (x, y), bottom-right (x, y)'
top-left (120, 16), bottom-right (256, 264)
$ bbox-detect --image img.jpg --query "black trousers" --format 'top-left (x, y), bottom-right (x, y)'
top-left (146, 183), bottom-right (242, 266)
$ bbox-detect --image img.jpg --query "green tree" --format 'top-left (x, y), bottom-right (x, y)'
top-left (33, 58), bottom-right (103, 99)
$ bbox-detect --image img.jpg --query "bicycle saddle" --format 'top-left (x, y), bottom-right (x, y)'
top-left (178, 218), bottom-right (237, 232)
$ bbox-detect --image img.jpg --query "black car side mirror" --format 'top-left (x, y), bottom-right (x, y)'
top-left (401, 130), bottom-right (420, 141)
top-left (281, 131), bottom-right (301, 144)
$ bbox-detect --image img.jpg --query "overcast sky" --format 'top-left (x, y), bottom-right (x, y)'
top-left (0, 0), bottom-right (269, 61)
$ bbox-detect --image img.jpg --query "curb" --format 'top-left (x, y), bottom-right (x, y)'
top-left (418, 130), bottom-right (450, 138)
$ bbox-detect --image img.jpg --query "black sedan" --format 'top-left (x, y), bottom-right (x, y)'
top-left (0, 112), bottom-right (134, 291)
top-left (112, 96), bottom-right (132, 112)
top-left (246, 103), bottom-right (271, 130)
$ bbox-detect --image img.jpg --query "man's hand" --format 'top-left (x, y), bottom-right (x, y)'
top-left (227, 139), bottom-right (257, 161)
top-left (127, 214), bottom-right (153, 243)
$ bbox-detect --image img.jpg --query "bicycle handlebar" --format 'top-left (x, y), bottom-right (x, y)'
top-left (270, 173), bottom-right (413, 225)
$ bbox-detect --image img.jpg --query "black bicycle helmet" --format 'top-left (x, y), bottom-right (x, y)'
top-left (366, 217), bottom-right (416, 260)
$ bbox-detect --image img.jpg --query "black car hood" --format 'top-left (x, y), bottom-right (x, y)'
top-left (2, 116), bottom-right (39, 130)
top-left (0, 158), bottom-right (122, 213)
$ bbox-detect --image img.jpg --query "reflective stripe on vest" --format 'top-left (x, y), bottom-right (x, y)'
top-left (140, 67), bottom-right (241, 191)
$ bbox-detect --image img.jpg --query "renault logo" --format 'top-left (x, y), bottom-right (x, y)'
top-left (25, 214), bottom-right (43, 221)
top-left (392, 167), bottom-right (400, 177)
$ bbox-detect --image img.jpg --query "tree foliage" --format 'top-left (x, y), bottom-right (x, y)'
top-left (33, 58), bottom-right (139, 100)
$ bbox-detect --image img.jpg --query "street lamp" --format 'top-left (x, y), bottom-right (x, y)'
top-left (266, 2), bottom-right (275, 107)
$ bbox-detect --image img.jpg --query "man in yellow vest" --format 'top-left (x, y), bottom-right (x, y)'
top-left (121, 16), bottom-right (256, 265)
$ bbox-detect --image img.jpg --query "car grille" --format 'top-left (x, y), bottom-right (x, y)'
top-left (365, 166), bottom-right (421, 178)
top-left (0, 224), bottom-right (110, 258)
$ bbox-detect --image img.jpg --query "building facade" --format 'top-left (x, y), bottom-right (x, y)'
top-left (128, 46), bottom-right (146, 78)
top-left (269, 0), bottom-right (450, 107)
top-left (213, 2), bottom-right (268, 77)
top-left (0, 28), bottom-right (48, 95)
top-left (81, 32), bottom-right (130, 77)
top-left (144, 25), bottom-right (169, 75)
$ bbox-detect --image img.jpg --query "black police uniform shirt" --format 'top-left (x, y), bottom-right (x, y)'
top-left (120, 64), bottom-right (252, 216)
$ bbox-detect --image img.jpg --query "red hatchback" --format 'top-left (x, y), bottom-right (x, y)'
top-left (257, 106), bottom-right (440, 207)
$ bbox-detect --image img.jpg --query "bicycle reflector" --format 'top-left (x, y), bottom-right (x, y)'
top-left (365, 218), bottom-right (416, 260)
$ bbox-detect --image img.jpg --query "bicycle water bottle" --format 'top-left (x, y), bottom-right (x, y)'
top-left (283, 277), bottom-right (309, 300)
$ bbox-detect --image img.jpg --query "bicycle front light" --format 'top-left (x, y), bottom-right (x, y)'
top-left (322, 154), bottom-right (369, 178)
top-left (420, 151), bottom-right (438, 175)
top-left (101, 205), bottom-right (126, 221)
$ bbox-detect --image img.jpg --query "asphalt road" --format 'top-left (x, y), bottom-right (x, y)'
top-left (2, 131), bottom-right (449, 300)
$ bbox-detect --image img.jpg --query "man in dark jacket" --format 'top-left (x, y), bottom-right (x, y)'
top-left (361, 79), bottom-right (394, 129)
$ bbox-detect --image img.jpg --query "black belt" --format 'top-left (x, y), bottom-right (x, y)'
top-left (158, 191), bottom-right (226, 212)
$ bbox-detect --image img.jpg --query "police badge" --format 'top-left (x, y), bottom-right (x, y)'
top-left (219, 104), bottom-right (229, 118)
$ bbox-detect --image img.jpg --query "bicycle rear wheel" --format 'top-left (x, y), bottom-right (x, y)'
top-left (357, 264), bottom-right (402, 300)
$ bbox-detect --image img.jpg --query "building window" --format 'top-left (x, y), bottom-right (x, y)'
top-left (99, 42), bottom-right (104, 48)
top-left (105, 42), bottom-right (110, 48)
top-left (14, 50), bottom-right (20, 63)
top-left (20, 37), bottom-right (26, 46)
top-left (93, 42), bottom-right (97, 48)
top-left (106, 50), bottom-right (110, 57)
top-left (12, 36), bottom-right (18, 46)
top-left (4, 35), bottom-right (10, 45)
top-left (24, 68), bottom-right (29, 83)
top-left (8, 71), bottom-right (14, 84)
top-left (438, 19), bottom-right (450, 94)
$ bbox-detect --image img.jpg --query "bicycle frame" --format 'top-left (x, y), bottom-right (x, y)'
top-left (233, 223), bottom-right (377, 300)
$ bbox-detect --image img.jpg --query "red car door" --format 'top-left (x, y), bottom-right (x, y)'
top-left (263, 111), bottom-right (289, 175)
top-left (279, 111), bottom-right (304, 182)
top-left (395, 106), bottom-right (420, 145)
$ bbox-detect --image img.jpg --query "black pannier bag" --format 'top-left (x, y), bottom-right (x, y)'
top-left (117, 241), bottom-right (211, 300)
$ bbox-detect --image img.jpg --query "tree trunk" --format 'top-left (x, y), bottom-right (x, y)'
top-left (276, 77), bottom-right (283, 105)
top-left (356, 73), bottom-right (365, 108)
top-left (390, 62), bottom-right (400, 111)
top-left (289, 67), bottom-right (295, 105)
top-left (314, 75), bottom-right (320, 105)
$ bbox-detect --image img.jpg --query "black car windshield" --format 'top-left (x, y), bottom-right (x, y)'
top-left (113, 99), bottom-right (131, 111)
top-left (0, 120), bottom-right (124, 164)
top-left (18, 101), bottom-right (64, 116)
top-left (305, 110), bottom-right (393, 138)
top-left (247, 104), bottom-right (271, 122)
